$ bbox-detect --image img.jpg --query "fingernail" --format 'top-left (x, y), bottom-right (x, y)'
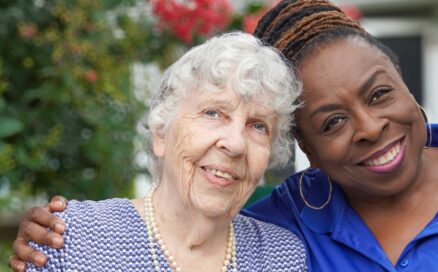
top-left (35, 254), bottom-right (46, 266)
top-left (17, 263), bottom-right (25, 270)
top-left (55, 200), bottom-right (65, 208)
top-left (54, 223), bottom-right (66, 233)
top-left (53, 236), bottom-right (63, 246)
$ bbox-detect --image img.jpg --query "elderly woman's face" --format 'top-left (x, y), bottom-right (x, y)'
top-left (153, 87), bottom-right (275, 218)
top-left (296, 39), bottom-right (426, 199)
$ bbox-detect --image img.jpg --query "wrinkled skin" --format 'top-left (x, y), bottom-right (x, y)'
top-left (10, 88), bottom-right (276, 271)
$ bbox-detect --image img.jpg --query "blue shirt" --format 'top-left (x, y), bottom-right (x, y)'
top-left (243, 124), bottom-right (438, 272)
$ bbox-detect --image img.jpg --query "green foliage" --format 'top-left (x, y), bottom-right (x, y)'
top-left (0, 240), bottom-right (12, 272)
top-left (0, 0), bottom-right (168, 200)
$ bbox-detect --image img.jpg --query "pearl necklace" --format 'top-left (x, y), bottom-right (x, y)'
top-left (144, 184), bottom-right (238, 272)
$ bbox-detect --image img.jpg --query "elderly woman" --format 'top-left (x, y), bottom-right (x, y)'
top-left (9, 31), bottom-right (307, 271)
top-left (11, 0), bottom-right (438, 271)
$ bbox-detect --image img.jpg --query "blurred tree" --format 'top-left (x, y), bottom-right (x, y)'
top-left (0, 0), bottom-right (243, 202)
top-left (0, 0), bottom-right (159, 200)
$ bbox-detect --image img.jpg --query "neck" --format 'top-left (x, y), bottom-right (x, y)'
top-left (147, 180), bottom-right (237, 272)
top-left (154, 181), bottom-right (232, 250)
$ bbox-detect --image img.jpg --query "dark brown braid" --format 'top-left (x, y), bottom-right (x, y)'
top-left (255, 0), bottom-right (400, 71)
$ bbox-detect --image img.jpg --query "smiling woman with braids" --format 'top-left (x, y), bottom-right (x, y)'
top-left (9, 1), bottom-right (438, 271)
top-left (245, 0), bottom-right (438, 270)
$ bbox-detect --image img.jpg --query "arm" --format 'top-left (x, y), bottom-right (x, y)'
top-left (9, 196), bottom-right (68, 272)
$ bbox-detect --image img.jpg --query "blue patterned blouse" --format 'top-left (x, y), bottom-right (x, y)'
top-left (27, 198), bottom-right (306, 271)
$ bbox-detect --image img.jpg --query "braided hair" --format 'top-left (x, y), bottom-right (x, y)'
top-left (255, 0), bottom-right (400, 72)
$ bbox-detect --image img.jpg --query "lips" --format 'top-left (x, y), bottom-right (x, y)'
top-left (201, 166), bottom-right (239, 187)
top-left (360, 137), bottom-right (405, 174)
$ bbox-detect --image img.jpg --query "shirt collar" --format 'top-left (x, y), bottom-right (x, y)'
top-left (428, 123), bottom-right (438, 147)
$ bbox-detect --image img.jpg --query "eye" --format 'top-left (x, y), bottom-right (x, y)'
top-left (252, 122), bottom-right (268, 134)
top-left (369, 88), bottom-right (392, 104)
top-left (203, 109), bottom-right (220, 118)
top-left (323, 115), bottom-right (346, 132)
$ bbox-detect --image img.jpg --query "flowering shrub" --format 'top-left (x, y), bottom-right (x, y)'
top-left (150, 0), bottom-right (233, 43)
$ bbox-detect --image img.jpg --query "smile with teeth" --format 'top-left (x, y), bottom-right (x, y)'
top-left (363, 142), bottom-right (402, 166)
top-left (204, 167), bottom-right (235, 180)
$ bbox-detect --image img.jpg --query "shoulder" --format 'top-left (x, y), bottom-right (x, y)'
top-left (242, 169), bottom-right (334, 226)
top-left (241, 172), bottom-right (304, 230)
top-left (51, 198), bottom-right (137, 233)
top-left (234, 214), bottom-right (307, 271)
top-left (27, 198), bottom-right (145, 271)
top-left (234, 214), bottom-right (305, 250)
top-left (66, 197), bottom-right (134, 217)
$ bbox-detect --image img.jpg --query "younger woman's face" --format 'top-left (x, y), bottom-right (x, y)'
top-left (296, 38), bottom-right (426, 200)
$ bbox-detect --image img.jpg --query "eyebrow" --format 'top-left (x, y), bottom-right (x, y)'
top-left (199, 98), bottom-right (276, 119)
top-left (309, 69), bottom-right (387, 119)
top-left (357, 69), bottom-right (387, 97)
top-left (198, 99), bottom-right (234, 110)
top-left (309, 103), bottom-right (343, 119)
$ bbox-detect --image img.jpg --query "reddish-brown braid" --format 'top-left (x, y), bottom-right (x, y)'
top-left (254, 0), bottom-right (401, 69)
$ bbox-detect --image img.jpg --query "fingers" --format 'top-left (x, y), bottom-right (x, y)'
top-left (26, 205), bottom-right (66, 235)
top-left (48, 195), bottom-right (68, 213)
top-left (11, 201), bottom-right (67, 269)
top-left (12, 237), bottom-right (48, 267)
top-left (20, 219), bottom-right (64, 248)
top-left (9, 255), bottom-right (26, 272)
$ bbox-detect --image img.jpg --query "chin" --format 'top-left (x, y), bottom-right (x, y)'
top-left (193, 196), bottom-right (237, 219)
top-left (370, 177), bottom-right (415, 197)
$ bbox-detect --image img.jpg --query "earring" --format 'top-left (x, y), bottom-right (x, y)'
top-left (299, 169), bottom-right (332, 210)
top-left (418, 105), bottom-right (432, 148)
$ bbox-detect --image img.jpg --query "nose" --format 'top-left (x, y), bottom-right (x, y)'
top-left (216, 122), bottom-right (247, 158)
top-left (352, 108), bottom-right (389, 144)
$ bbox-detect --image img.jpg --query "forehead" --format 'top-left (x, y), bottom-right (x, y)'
top-left (299, 39), bottom-right (401, 100)
top-left (183, 87), bottom-right (276, 116)
top-left (299, 40), bottom-right (399, 86)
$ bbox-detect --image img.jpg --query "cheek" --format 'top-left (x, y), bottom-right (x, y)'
top-left (389, 97), bottom-right (418, 122)
top-left (307, 134), bottom-right (353, 171)
top-left (247, 145), bottom-right (270, 181)
top-left (170, 120), bottom-right (215, 163)
top-left (162, 121), bottom-right (209, 188)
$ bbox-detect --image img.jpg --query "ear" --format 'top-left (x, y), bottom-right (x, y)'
top-left (151, 128), bottom-right (166, 158)
top-left (296, 137), bottom-right (320, 169)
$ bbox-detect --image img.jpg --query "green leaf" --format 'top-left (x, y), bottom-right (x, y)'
top-left (0, 117), bottom-right (24, 138)
top-left (0, 98), bottom-right (5, 113)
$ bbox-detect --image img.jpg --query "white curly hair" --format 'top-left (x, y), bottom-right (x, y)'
top-left (144, 31), bottom-right (302, 181)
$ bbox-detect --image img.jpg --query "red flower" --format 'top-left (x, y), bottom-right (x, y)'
top-left (85, 69), bottom-right (98, 83)
top-left (150, 0), bottom-right (232, 43)
top-left (243, 13), bottom-right (262, 34)
top-left (242, 0), bottom-right (280, 34)
top-left (340, 4), bottom-right (363, 21)
top-left (19, 24), bottom-right (38, 39)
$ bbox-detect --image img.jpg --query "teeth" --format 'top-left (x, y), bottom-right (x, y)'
top-left (205, 168), bottom-right (234, 180)
top-left (364, 142), bottom-right (401, 166)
